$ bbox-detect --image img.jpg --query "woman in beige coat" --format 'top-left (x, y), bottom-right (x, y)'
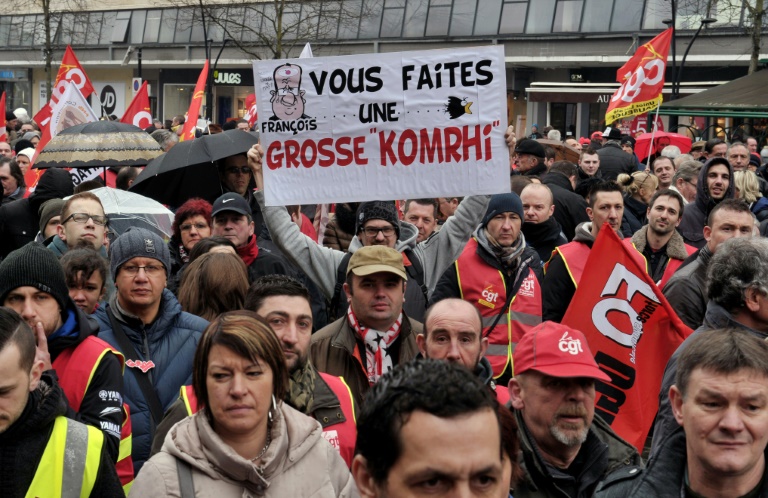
top-left (130, 311), bottom-right (357, 497)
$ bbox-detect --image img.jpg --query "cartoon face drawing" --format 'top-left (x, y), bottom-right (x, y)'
top-left (270, 63), bottom-right (307, 121)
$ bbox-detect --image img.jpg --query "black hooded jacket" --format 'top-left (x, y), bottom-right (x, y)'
top-left (541, 172), bottom-right (590, 241)
top-left (677, 158), bottom-right (735, 248)
top-left (522, 217), bottom-right (568, 265)
top-left (0, 168), bottom-right (74, 258)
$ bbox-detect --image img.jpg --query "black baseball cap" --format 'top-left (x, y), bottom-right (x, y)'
top-left (211, 192), bottom-right (251, 218)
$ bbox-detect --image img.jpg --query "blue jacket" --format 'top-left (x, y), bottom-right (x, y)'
top-left (94, 289), bottom-right (208, 474)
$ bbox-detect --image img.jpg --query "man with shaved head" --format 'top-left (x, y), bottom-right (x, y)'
top-left (520, 183), bottom-right (567, 265)
top-left (417, 298), bottom-right (508, 402)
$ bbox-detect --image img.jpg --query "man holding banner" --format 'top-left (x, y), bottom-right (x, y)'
top-left (542, 181), bottom-right (624, 322)
top-left (508, 321), bottom-right (641, 497)
top-left (248, 144), bottom-right (489, 323)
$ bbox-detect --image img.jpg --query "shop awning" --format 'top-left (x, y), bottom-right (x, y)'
top-left (659, 70), bottom-right (768, 118)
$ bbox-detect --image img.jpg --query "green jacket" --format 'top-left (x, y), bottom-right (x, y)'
top-left (513, 409), bottom-right (642, 498)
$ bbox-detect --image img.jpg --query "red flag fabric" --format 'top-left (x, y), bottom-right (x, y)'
top-left (244, 93), bottom-right (258, 129)
top-left (561, 224), bottom-right (692, 451)
top-left (605, 29), bottom-right (673, 124)
top-left (33, 45), bottom-right (96, 130)
top-left (0, 92), bottom-right (6, 143)
top-left (179, 60), bottom-right (209, 142)
top-left (120, 81), bottom-right (152, 129)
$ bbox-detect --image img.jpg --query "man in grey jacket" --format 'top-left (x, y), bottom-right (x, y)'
top-left (246, 143), bottom-right (489, 323)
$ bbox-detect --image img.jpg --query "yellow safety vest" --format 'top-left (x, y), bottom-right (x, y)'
top-left (26, 416), bottom-right (105, 498)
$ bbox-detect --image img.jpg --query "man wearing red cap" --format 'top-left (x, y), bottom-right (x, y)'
top-left (508, 321), bottom-right (640, 497)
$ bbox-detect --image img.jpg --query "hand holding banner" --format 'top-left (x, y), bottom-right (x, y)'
top-left (561, 223), bottom-right (691, 451)
top-left (605, 29), bottom-right (672, 124)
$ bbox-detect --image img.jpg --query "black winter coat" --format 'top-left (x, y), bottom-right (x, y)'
top-left (0, 168), bottom-right (74, 258)
top-left (620, 194), bottom-right (648, 238)
top-left (541, 172), bottom-right (590, 241)
top-left (596, 142), bottom-right (636, 181)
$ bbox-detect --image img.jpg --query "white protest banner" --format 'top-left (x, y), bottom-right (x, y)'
top-left (254, 46), bottom-right (509, 206)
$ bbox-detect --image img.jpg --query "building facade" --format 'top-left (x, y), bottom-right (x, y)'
top-left (1, 0), bottom-right (763, 138)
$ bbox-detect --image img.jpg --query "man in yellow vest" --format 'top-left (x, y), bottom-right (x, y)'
top-left (431, 193), bottom-right (543, 385)
top-left (0, 307), bottom-right (122, 496)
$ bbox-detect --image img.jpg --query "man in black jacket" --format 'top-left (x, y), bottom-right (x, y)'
top-left (541, 161), bottom-right (590, 241)
top-left (597, 127), bottom-right (635, 181)
top-left (521, 183), bottom-right (567, 265)
top-left (663, 199), bottom-right (753, 330)
top-left (677, 157), bottom-right (735, 248)
top-left (0, 307), bottom-right (122, 496)
top-left (0, 242), bottom-right (124, 463)
top-left (0, 168), bottom-right (73, 258)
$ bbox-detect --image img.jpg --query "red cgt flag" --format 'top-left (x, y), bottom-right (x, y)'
top-left (33, 45), bottom-right (96, 130)
top-left (605, 28), bottom-right (673, 125)
top-left (0, 92), bottom-right (6, 142)
top-left (120, 81), bottom-right (152, 129)
top-left (561, 224), bottom-right (692, 451)
top-left (179, 60), bottom-right (209, 142)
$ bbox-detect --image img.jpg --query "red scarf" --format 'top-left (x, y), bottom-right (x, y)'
top-left (347, 307), bottom-right (402, 385)
top-left (236, 235), bottom-right (259, 267)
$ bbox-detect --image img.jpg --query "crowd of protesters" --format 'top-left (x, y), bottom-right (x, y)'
top-left (1, 110), bottom-right (768, 498)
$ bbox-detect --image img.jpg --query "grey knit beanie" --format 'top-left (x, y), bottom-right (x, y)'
top-left (0, 242), bottom-right (70, 312)
top-left (109, 228), bottom-right (170, 281)
top-left (38, 198), bottom-right (65, 237)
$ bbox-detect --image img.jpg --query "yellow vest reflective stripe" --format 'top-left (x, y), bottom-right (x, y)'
top-left (26, 416), bottom-right (104, 498)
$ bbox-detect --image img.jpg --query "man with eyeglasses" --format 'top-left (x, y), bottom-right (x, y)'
top-left (216, 153), bottom-right (264, 236)
top-left (94, 227), bottom-right (209, 473)
top-left (210, 191), bottom-right (292, 283)
top-left (48, 192), bottom-right (108, 256)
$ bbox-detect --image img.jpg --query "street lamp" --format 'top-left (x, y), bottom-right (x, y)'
top-left (676, 17), bottom-right (716, 100)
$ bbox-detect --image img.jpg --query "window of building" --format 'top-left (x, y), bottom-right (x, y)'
top-left (381, 0), bottom-right (405, 38)
top-left (143, 10), bottom-right (161, 43)
top-left (611, 0), bottom-right (643, 30)
top-left (55, 14), bottom-right (73, 45)
top-left (475, 0), bottom-right (502, 35)
top-left (450, 0), bottom-right (476, 36)
top-left (499, 1), bottom-right (527, 34)
top-left (552, 0), bottom-right (583, 32)
top-left (337, 0), bottom-right (362, 39)
top-left (130, 10), bottom-right (146, 44)
top-left (526, 0), bottom-right (556, 33)
top-left (159, 9), bottom-right (178, 44)
top-left (581, 0), bottom-right (612, 32)
top-left (240, 5), bottom-right (262, 42)
top-left (86, 12), bottom-right (103, 45)
top-left (425, 0), bottom-right (451, 36)
top-left (164, 84), bottom-right (197, 123)
top-left (100, 12), bottom-right (116, 44)
top-left (359, 0), bottom-right (383, 38)
top-left (111, 11), bottom-right (130, 43)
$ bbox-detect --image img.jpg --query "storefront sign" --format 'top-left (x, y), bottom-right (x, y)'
top-left (93, 81), bottom-right (126, 118)
top-left (254, 46), bottom-right (509, 206)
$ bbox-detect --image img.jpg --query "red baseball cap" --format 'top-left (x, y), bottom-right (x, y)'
top-left (514, 322), bottom-right (611, 382)
top-left (591, 131), bottom-right (603, 141)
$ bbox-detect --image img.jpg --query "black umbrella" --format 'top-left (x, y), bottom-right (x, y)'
top-left (129, 130), bottom-right (258, 207)
top-left (34, 121), bottom-right (163, 169)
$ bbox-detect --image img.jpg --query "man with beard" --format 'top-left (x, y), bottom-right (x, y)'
top-left (416, 298), bottom-right (508, 403)
top-left (508, 321), bottom-right (641, 497)
top-left (431, 193), bottom-right (543, 385)
top-left (542, 181), bottom-right (624, 322)
top-left (520, 183), bottom-right (567, 265)
top-left (150, 275), bottom-right (357, 467)
top-left (677, 157), bottom-right (735, 248)
top-left (623, 189), bottom-right (695, 288)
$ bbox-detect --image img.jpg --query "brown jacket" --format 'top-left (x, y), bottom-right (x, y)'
top-left (130, 403), bottom-right (356, 497)
top-left (310, 315), bottom-right (421, 408)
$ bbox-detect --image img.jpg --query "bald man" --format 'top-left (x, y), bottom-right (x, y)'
top-left (417, 298), bottom-right (509, 403)
top-left (520, 183), bottom-right (567, 265)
